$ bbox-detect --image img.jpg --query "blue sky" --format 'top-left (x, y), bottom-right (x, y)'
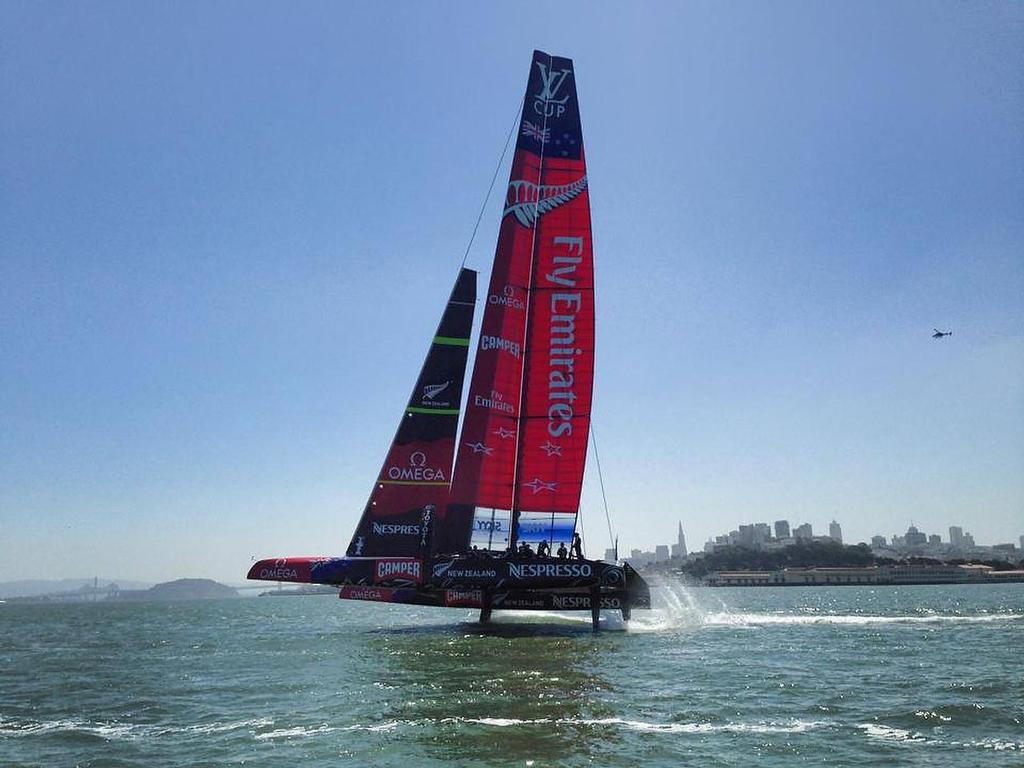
top-left (2, 2), bottom-right (1022, 582)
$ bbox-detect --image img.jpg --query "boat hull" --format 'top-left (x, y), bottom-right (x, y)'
top-left (247, 555), bottom-right (651, 613)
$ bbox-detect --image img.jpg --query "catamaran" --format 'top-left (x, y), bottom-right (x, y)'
top-left (247, 50), bottom-right (650, 630)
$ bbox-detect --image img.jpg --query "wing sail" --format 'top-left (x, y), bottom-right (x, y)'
top-left (445, 50), bottom-right (593, 554)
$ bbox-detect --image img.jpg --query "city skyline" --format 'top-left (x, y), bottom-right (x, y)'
top-left (2, 3), bottom-right (1022, 584)
top-left (621, 516), bottom-right (1022, 566)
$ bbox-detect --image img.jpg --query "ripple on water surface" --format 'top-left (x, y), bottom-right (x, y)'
top-left (1, 583), bottom-right (1022, 767)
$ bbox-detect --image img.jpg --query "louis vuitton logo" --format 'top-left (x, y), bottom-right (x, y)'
top-left (533, 61), bottom-right (572, 117)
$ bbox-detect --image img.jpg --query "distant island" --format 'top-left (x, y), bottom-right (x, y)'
top-left (1, 578), bottom-right (239, 603)
top-left (116, 578), bottom-right (239, 601)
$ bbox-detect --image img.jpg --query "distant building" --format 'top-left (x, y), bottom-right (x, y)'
top-left (625, 548), bottom-right (657, 568)
top-left (655, 545), bottom-right (670, 562)
top-left (738, 524), bottom-right (754, 548)
top-left (753, 523), bottom-right (771, 547)
top-left (928, 534), bottom-right (941, 546)
top-left (1020, 534), bottom-right (1024, 552)
top-left (905, 525), bottom-right (927, 547)
top-left (705, 564), bottom-right (1024, 588)
top-left (794, 523), bottom-right (813, 540)
top-left (604, 547), bottom-right (617, 563)
top-left (670, 522), bottom-right (687, 558)
top-left (963, 532), bottom-right (975, 547)
top-left (993, 543), bottom-right (1016, 553)
top-left (775, 520), bottom-right (791, 539)
top-left (949, 526), bottom-right (964, 548)
top-left (704, 539), bottom-right (716, 554)
top-left (871, 535), bottom-right (887, 548)
top-left (829, 520), bottom-right (843, 544)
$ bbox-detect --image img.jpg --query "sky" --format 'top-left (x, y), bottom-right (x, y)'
top-left (1, 1), bottom-right (1022, 583)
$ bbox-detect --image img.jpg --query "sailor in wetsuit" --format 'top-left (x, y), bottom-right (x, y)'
top-left (571, 532), bottom-right (584, 559)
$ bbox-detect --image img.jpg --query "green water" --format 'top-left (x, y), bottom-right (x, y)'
top-left (2, 582), bottom-right (1022, 767)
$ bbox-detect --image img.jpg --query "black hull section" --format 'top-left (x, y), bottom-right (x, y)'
top-left (248, 555), bottom-right (651, 618)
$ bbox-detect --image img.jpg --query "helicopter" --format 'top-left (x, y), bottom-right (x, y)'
top-left (932, 328), bottom-right (952, 339)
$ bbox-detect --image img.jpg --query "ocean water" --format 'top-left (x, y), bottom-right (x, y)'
top-left (1, 582), bottom-right (1022, 767)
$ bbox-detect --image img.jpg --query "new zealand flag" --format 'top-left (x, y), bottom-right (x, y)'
top-left (515, 51), bottom-right (583, 161)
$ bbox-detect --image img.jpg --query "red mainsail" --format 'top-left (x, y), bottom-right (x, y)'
top-left (445, 50), bottom-right (593, 553)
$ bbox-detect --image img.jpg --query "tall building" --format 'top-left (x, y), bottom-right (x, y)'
top-left (794, 523), bottom-right (813, 540)
top-left (905, 525), bottom-right (927, 547)
top-left (671, 522), bottom-right (687, 558)
top-left (949, 526), bottom-right (964, 548)
top-left (928, 534), bottom-right (941, 546)
top-left (775, 520), bottom-right (791, 539)
top-left (963, 532), bottom-right (975, 547)
top-left (871, 535), bottom-right (887, 548)
top-left (829, 520), bottom-right (843, 544)
top-left (655, 545), bottom-right (669, 562)
top-left (604, 547), bottom-right (617, 563)
top-left (753, 523), bottom-right (771, 546)
top-left (1020, 534), bottom-right (1024, 552)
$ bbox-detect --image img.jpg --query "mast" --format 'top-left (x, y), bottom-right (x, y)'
top-left (508, 54), bottom-right (552, 550)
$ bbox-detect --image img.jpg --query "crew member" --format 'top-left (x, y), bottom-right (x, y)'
top-left (537, 540), bottom-right (550, 558)
top-left (557, 542), bottom-right (568, 559)
top-left (571, 532), bottom-right (584, 560)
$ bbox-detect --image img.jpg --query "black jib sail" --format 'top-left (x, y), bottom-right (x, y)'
top-left (346, 268), bottom-right (477, 558)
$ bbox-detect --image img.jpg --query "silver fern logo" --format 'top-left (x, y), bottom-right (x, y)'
top-left (422, 381), bottom-right (451, 403)
top-left (503, 176), bottom-right (588, 227)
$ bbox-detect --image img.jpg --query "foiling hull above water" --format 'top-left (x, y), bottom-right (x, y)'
top-left (248, 556), bottom-right (651, 616)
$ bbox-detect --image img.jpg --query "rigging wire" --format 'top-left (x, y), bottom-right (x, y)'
top-left (590, 423), bottom-right (617, 556)
top-left (449, 98), bottom-right (523, 505)
top-left (459, 98), bottom-right (524, 269)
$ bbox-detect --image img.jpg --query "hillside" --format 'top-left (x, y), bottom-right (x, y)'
top-left (116, 578), bottom-right (239, 601)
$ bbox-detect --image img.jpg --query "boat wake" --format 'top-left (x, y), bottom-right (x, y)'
top-left (455, 577), bottom-right (1022, 634)
top-left (702, 612), bottom-right (1024, 626)
top-left (573, 577), bottom-right (1024, 632)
